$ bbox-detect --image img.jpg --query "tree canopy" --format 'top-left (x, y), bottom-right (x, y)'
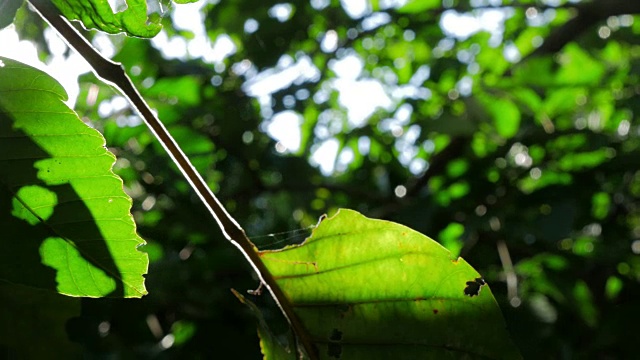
top-left (2, 0), bottom-right (640, 358)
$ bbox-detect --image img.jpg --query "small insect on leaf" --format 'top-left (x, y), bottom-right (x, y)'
top-left (464, 277), bottom-right (486, 297)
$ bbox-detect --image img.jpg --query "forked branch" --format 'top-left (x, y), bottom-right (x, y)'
top-left (28, 1), bottom-right (317, 358)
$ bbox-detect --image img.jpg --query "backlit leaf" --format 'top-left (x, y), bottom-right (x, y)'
top-left (259, 209), bottom-right (521, 359)
top-left (0, 57), bottom-right (148, 298)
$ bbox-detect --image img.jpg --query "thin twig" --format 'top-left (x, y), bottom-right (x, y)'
top-left (28, 1), bottom-right (317, 358)
top-left (496, 239), bottom-right (520, 307)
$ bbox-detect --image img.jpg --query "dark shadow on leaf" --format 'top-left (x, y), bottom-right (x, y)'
top-left (300, 299), bottom-right (519, 359)
top-left (0, 106), bottom-right (124, 298)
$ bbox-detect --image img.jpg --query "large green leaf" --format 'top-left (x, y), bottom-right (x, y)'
top-left (0, 56), bottom-right (148, 298)
top-left (258, 209), bottom-right (521, 359)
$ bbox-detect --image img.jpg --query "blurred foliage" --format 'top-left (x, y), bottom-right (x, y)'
top-left (4, 0), bottom-right (640, 358)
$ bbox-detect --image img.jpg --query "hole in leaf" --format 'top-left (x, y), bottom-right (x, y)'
top-left (329, 328), bottom-right (343, 341)
top-left (464, 277), bottom-right (486, 297)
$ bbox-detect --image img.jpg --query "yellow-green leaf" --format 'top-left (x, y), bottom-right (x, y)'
top-left (259, 209), bottom-right (521, 359)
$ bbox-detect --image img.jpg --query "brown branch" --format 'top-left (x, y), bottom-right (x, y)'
top-left (27, 1), bottom-right (318, 358)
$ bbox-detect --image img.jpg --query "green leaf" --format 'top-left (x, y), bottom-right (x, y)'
top-left (513, 26), bottom-right (547, 57)
top-left (604, 276), bottom-right (622, 301)
top-left (0, 0), bottom-right (23, 30)
top-left (480, 95), bottom-right (521, 139)
top-left (557, 148), bottom-right (615, 172)
top-left (511, 88), bottom-right (542, 114)
top-left (259, 209), bottom-right (521, 359)
top-left (446, 159), bottom-right (469, 178)
top-left (591, 192), bottom-right (611, 220)
top-left (397, 0), bottom-right (440, 14)
top-left (556, 44), bottom-right (605, 86)
top-left (512, 57), bottom-right (555, 87)
top-left (51, 0), bottom-right (163, 37)
top-left (518, 170), bottom-right (572, 194)
top-left (438, 222), bottom-right (465, 258)
top-left (145, 76), bottom-right (202, 107)
top-left (0, 57), bottom-right (148, 298)
top-left (573, 280), bottom-right (598, 327)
